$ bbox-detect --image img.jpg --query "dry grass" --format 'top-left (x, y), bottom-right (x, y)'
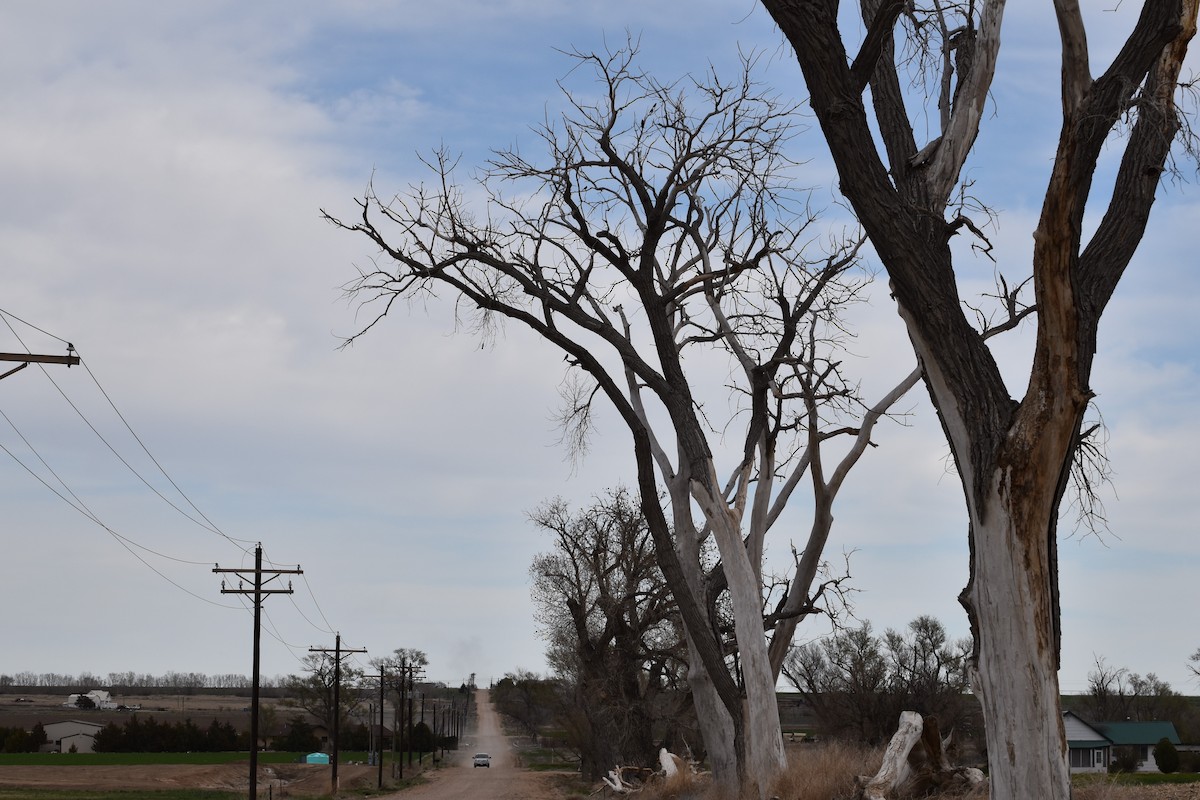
top-left (767, 741), bottom-right (883, 800)
top-left (629, 744), bottom-right (1200, 800)
top-left (632, 741), bottom-right (881, 800)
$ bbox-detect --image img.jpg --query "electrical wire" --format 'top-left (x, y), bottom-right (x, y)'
top-left (79, 355), bottom-right (256, 548)
top-left (288, 591), bottom-right (335, 637)
top-left (0, 306), bottom-right (69, 343)
top-left (2, 308), bottom-right (361, 663)
top-left (0, 437), bottom-right (240, 609)
top-left (299, 572), bottom-right (336, 633)
top-left (0, 308), bottom-right (253, 552)
top-left (0, 405), bottom-right (212, 571)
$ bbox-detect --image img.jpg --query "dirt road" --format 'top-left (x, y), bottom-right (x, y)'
top-left (377, 688), bottom-right (563, 799)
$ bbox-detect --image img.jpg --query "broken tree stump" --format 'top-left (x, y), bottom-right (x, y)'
top-left (857, 712), bottom-right (986, 800)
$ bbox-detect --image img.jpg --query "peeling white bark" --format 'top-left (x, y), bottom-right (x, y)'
top-left (967, 487), bottom-right (1071, 800)
top-left (860, 711), bottom-right (922, 799)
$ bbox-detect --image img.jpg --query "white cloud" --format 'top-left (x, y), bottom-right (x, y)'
top-left (1, 1), bottom-right (1197, 695)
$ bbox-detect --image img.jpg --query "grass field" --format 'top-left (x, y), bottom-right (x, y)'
top-left (0, 751), bottom-right (402, 767)
top-left (0, 791), bottom-right (241, 800)
top-left (0, 752), bottom-right (305, 767)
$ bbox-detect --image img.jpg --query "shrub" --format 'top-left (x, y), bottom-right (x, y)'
top-left (1108, 745), bottom-right (1141, 774)
top-left (1153, 737), bottom-right (1180, 774)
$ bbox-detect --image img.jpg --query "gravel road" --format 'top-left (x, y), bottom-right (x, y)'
top-left (376, 688), bottom-right (563, 800)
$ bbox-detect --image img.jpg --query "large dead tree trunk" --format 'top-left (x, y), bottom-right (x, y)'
top-left (761, 2), bottom-right (1199, 798)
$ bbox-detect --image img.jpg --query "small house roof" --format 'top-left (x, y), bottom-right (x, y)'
top-left (1063, 711), bottom-right (1110, 748)
top-left (1095, 721), bottom-right (1181, 746)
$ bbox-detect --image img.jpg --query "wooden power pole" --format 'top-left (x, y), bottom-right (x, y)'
top-left (214, 544), bottom-right (301, 800)
top-left (308, 633), bottom-right (366, 794)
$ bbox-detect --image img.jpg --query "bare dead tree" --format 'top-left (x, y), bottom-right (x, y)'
top-left (326, 45), bottom-right (918, 796)
top-left (759, 1), bottom-right (1199, 797)
top-left (529, 488), bottom-right (688, 780)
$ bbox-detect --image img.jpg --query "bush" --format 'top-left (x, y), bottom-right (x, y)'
top-left (1154, 737), bottom-right (1180, 774)
top-left (410, 721), bottom-right (435, 753)
top-left (1108, 746), bottom-right (1141, 774)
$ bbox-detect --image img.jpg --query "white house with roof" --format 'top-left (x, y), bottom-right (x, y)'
top-left (1063, 711), bottom-right (1183, 773)
top-left (62, 690), bottom-right (117, 709)
top-left (1064, 711), bottom-right (1110, 772)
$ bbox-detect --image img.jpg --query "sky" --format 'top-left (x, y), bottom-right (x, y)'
top-left (2, 2), bottom-right (1197, 697)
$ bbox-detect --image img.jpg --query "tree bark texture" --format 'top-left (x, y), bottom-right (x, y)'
top-left (761, 2), bottom-right (1198, 798)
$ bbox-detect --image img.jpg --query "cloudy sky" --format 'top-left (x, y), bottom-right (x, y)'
top-left (2, 2), bottom-right (1197, 696)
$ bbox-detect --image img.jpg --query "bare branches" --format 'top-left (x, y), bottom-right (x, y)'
top-left (965, 273), bottom-right (1035, 340)
top-left (329, 42), bottom-right (918, 789)
top-left (1065, 406), bottom-right (1115, 539)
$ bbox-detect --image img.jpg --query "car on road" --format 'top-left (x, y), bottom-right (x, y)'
top-left (472, 753), bottom-right (491, 768)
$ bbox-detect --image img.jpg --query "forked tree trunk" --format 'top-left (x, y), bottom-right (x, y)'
top-left (902, 284), bottom-right (1085, 800)
top-left (756, 2), bottom-right (1199, 798)
top-left (964, 488), bottom-right (1071, 799)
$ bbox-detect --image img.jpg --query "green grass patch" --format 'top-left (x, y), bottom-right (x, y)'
top-left (0, 752), bottom-right (310, 767)
top-left (1106, 772), bottom-right (1200, 785)
top-left (0, 791), bottom-right (240, 800)
top-left (1074, 771), bottom-right (1200, 788)
top-left (516, 746), bottom-right (579, 771)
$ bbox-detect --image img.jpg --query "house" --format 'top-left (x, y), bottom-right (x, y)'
top-left (42, 720), bottom-right (104, 754)
top-left (1095, 720), bottom-right (1182, 773)
top-left (1063, 711), bottom-right (1183, 773)
top-left (1064, 711), bottom-right (1110, 773)
top-left (61, 690), bottom-right (114, 709)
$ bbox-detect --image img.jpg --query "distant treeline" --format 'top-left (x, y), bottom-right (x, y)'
top-left (93, 716), bottom-right (244, 753)
top-left (0, 672), bottom-right (291, 691)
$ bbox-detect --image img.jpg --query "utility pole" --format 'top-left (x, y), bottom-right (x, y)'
top-left (418, 691), bottom-right (427, 766)
top-left (373, 665), bottom-right (386, 789)
top-left (0, 346), bottom-right (79, 381)
top-left (392, 671), bottom-right (402, 781)
top-left (308, 633), bottom-right (366, 795)
top-left (404, 661), bottom-right (425, 767)
top-left (215, 544), bottom-right (301, 800)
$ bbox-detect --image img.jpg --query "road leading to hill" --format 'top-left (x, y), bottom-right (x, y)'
top-left (379, 688), bottom-right (562, 799)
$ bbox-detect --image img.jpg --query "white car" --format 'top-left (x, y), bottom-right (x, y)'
top-left (473, 752), bottom-right (491, 768)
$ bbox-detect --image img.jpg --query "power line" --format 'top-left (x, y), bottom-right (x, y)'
top-left (3, 310), bottom-right (352, 678)
top-left (1, 309), bottom-right (252, 551)
top-left (78, 355), bottom-right (255, 548)
top-left (0, 437), bottom-right (239, 610)
top-left (0, 307), bottom-right (72, 344)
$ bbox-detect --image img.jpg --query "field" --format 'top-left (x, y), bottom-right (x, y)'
top-left (0, 691), bottom-right (405, 798)
top-left (0, 691), bottom-right (267, 733)
top-left (0, 761), bottom-right (380, 798)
